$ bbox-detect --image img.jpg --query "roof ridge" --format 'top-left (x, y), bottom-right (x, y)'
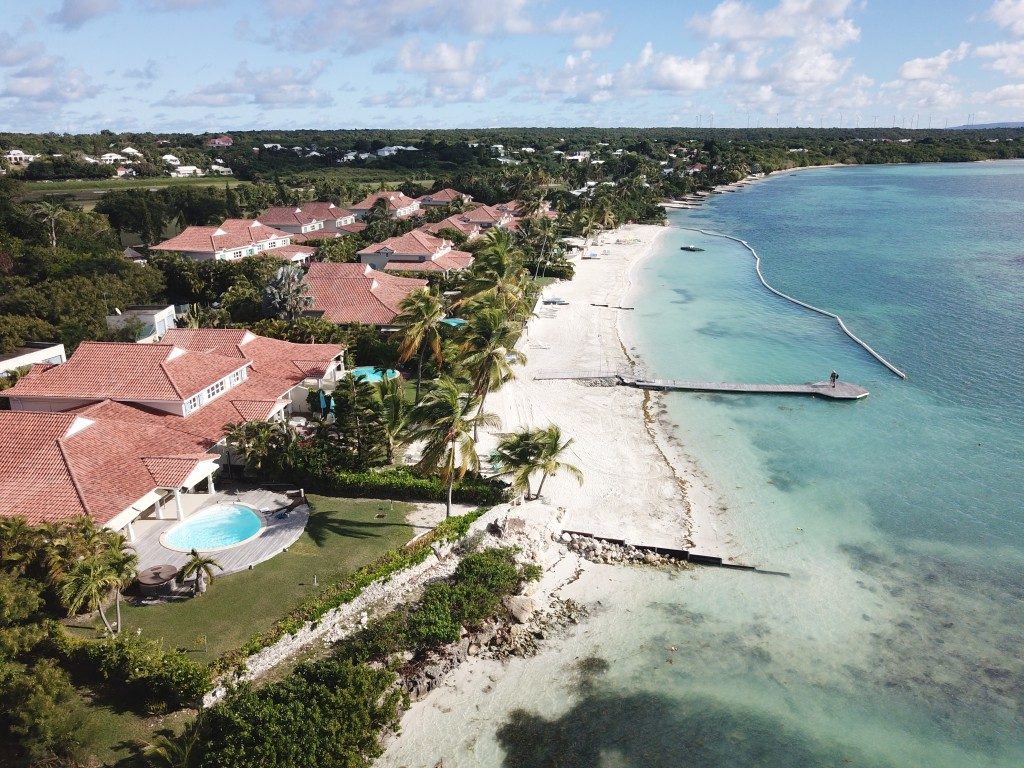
top-left (56, 436), bottom-right (92, 518)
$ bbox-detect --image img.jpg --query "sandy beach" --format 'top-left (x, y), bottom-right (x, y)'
top-left (379, 222), bottom-right (736, 765)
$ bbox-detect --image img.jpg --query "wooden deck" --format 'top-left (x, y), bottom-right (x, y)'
top-left (130, 487), bottom-right (309, 575)
top-left (532, 371), bottom-right (869, 400)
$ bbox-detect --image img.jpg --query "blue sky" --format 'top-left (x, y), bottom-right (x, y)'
top-left (1, 0), bottom-right (1023, 132)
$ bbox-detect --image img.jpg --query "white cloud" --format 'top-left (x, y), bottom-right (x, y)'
top-left (0, 33), bottom-right (34, 67)
top-left (989, 0), bottom-right (1024, 36)
top-left (691, 0), bottom-right (856, 42)
top-left (396, 41), bottom-right (482, 74)
top-left (124, 59), bottom-right (159, 81)
top-left (0, 56), bottom-right (99, 107)
top-left (157, 61), bottom-right (332, 107)
top-left (977, 81), bottom-right (1024, 106)
top-left (573, 32), bottom-right (614, 51)
top-left (48, 0), bottom-right (119, 30)
top-left (975, 40), bottom-right (1024, 77)
top-left (899, 43), bottom-right (970, 81)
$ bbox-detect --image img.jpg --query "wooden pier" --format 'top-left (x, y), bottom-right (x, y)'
top-left (533, 371), bottom-right (869, 400)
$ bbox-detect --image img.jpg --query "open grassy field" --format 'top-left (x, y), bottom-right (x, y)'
top-left (72, 495), bottom-right (417, 665)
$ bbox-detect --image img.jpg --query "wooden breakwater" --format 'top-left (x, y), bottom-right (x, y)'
top-left (674, 226), bottom-right (908, 380)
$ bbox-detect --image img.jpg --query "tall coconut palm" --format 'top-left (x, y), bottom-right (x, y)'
top-left (408, 377), bottom-right (500, 517)
top-left (105, 535), bottom-right (139, 634)
top-left (375, 374), bottom-right (409, 464)
top-left (61, 556), bottom-right (117, 634)
top-left (391, 289), bottom-right (445, 403)
top-left (224, 419), bottom-right (290, 480)
top-left (32, 201), bottom-right (66, 249)
top-left (180, 549), bottom-right (222, 596)
top-left (533, 424), bottom-right (584, 499)
top-left (492, 428), bottom-right (543, 499)
top-left (462, 308), bottom-right (526, 439)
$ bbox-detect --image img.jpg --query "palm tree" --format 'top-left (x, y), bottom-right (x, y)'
top-left (32, 201), bottom-right (66, 249)
top-left (492, 428), bottom-right (542, 499)
top-left (105, 535), bottom-right (139, 634)
top-left (262, 264), bottom-right (313, 320)
top-left (224, 420), bottom-right (291, 479)
top-left (144, 714), bottom-right (204, 768)
top-left (0, 516), bottom-right (40, 576)
top-left (462, 308), bottom-right (526, 439)
top-left (534, 424), bottom-right (584, 499)
top-left (408, 377), bottom-right (500, 517)
top-left (391, 289), bottom-right (445, 403)
top-left (61, 555), bottom-right (117, 634)
top-left (375, 374), bottom-right (409, 464)
top-left (180, 549), bottom-right (222, 596)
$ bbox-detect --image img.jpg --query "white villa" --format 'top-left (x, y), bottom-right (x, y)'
top-left (150, 218), bottom-right (308, 263)
top-left (3, 149), bottom-right (39, 165)
top-left (105, 304), bottom-right (178, 343)
top-left (0, 329), bottom-right (345, 540)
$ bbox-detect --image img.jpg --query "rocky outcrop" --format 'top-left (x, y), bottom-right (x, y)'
top-left (560, 531), bottom-right (691, 568)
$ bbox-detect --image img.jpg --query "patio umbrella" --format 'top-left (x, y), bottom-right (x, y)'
top-left (319, 389), bottom-right (327, 414)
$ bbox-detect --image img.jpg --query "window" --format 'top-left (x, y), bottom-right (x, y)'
top-left (184, 394), bottom-right (202, 414)
top-left (205, 379), bottom-right (226, 399)
top-left (229, 369), bottom-right (245, 386)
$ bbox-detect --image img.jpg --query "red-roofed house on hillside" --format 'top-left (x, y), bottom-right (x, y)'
top-left (0, 329), bottom-right (345, 538)
top-left (348, 191), bottom-right (420, 219)
top-left (257, 205), bottom-right (330, 236)
top-left (305, 262), bottom-right (428, 327)
top-left (357, 230), bottom-right (474, 274)
top-left (258, 202), bottom-right (361, 243)
top-left (150, 219), bottom-right (297, 262)
top-left (206, 135), bottom-right (233, 148)
top-left (417, 188), bottom-right (473, 207)
top-left (459, 204), bottom-right (515, 230)
top-left (420, 214), bottom-right (483, 241)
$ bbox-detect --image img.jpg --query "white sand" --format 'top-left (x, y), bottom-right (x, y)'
top-left (477, 223), bottom-right (730, 554)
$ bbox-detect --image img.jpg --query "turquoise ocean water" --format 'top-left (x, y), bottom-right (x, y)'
top-left (384, 162), bottom-right (1024, 768)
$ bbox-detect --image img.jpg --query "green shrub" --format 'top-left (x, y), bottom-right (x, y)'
top-left (334, 610), bottom-right (410, 664)
top-left (49, 630), bottom-right (211, 713)
top-left (300, 466), bottom-right (509, 505)
top-left (406, 583), bottom-right (462, 648)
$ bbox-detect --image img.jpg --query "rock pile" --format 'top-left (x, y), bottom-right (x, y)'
top-left (560, 532), bottom-right (690, 567)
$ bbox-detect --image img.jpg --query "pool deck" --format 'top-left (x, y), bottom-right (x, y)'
top-left (130, 487), bottom-right (309, 575)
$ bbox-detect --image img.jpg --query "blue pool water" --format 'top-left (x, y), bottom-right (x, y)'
top-left (350, 366), bottom-right (400, 383)
top-left (163, 503), bottom-right (262, 551)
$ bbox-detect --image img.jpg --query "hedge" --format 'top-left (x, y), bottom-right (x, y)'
top-left (299, 467), bottom-right (509, 506)
top-left (46, 628), bottom-right (211, 713)
top-left (211, 509), bottom-right (485, 675)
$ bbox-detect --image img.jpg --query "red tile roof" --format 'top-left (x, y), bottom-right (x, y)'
top-left (382, 249), bottom-right (473, 273)
top-left (2, 342), bottom-right (248, 402)
top-left (358, 230), bottom-right (473, 272)
top-left (417, 188), bottom-right (471, 205)
top-left (160, 328), bottom-right (343, 381)
top-left (301, 202), bottom-right (354, 221)
top-left (421, 216), bottom-right (481, 238)
top-left (349, 191), bottom-right (420, 214)
top-left (0, 410), bottom-right (213, 525)
top-left (358, 229), bottom-right (450, 258)
top-left (151, 220), bottom-right (292, 255)
top-left (268, 244), bottom-right (315, 261)
top-left (305, 262), bottom-right (427, 325)
top-left (338, 222), bottom-right (367, 234)
top-left (462, 204), bottom-right (513, 227)
top-left (258, 206), bottom-right (323, 227)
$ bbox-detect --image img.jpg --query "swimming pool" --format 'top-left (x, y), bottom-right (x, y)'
top-left (350, 366), bottom-right (400, 383)
top-left (162, 503), bottom-right (262, 552)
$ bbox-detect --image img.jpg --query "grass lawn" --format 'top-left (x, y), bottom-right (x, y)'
top-left (105, 495), bottom-right (416, 665)
top-left (75, 693), bottom-right (193, 767)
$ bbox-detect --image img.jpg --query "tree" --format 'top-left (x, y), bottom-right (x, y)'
top-left (180, 549), bottom-right (223, 596)
top-left (32, 202), bottom-right (67, 250)
top-left (461, 307), bottom-right (526, 439)
top-left (375, 374), bottom-right (408, 464)
top-left (261, 264), bottom-right (313, 320)
top-left (391, 289), bottom-right (445, 403)
top-left (533, 424), bottom-right (584, 499)
top-left (224, 420), bottom-right (289, 480)
top-left (408, 377), bottom-right (500, 517)
top-left (60, 555), bottom-right (117, 634)
top-left (105, 536), bottom-right (138, 634)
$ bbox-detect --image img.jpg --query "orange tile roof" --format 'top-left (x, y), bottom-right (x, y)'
top-left (358, 229), bottom-right (450, 258)
top-left (2, 342), bottom-right (248, 402)
top-left (301, 201), bottom-right (354, 221)
top-left (259, 206), bottom-right (323, 227)
top-left (417, 188), bottom-right (471, 205)
top-left (349, 191), bottom-right (419, 214)
top-left (306, 262), bottom-right (427, 325)
top-left (160, 328), bottom-right (343, 381)
top-left (421, 216), bottom-right (481, 238)
top-left (0, 410), bottom-right (213, 525)
top-left (268, 244), bottom-right (315, 261)
top-left (382, 249), bottom-right (474, 273)
top-left (151, 220), bottom-right (292, 254)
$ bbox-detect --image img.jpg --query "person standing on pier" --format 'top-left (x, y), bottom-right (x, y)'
top-left (830, 370), bottom-right (839, 388)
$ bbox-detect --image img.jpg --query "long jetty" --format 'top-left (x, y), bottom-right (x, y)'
top-left (674, 226), bottom-right (908, 380)
top-left (533, 372), bottom-right (869, 400)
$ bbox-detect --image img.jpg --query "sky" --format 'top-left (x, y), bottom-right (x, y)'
top-left (0, 0), bottom-right (1023, 132)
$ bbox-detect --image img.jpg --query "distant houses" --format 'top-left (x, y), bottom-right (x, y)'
top-left (417, 188), bottom-right (473, 207)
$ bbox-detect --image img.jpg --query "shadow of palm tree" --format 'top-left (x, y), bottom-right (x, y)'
top-left (304, 513), bottom-right (412, 547)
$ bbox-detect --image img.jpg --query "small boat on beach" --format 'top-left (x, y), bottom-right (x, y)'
top-left (680, 245), bottom-right (705, 252)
